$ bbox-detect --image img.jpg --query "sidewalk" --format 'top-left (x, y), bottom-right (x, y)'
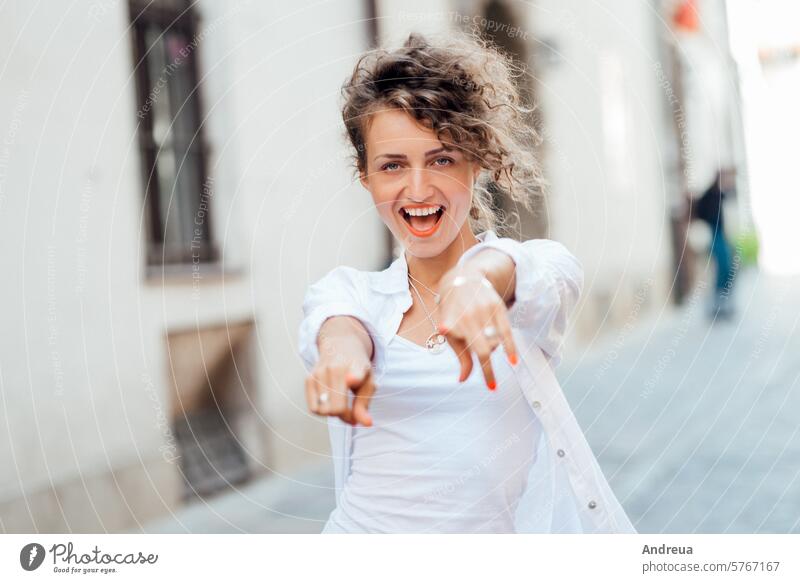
top-left (561, 269), bottom-right (800, 533)
top-left (143, 461), bottom-right (334, 533)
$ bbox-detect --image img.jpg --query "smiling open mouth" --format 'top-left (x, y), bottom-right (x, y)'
top-left (399, 205), bottom-right (445, 236)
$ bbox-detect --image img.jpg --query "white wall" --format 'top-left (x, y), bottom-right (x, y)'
top-left (0, 2), bottom-right (174, 524)
top-left (526, 0), bottom-right (672, 338)
top-left (0, 0), bottom-right (384, 531)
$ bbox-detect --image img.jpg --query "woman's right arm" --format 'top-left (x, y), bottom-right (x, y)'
top-left (318, 315), bottom-right (374, 364)
top-left (298, 266), bottom-right (380, 426)
top-left (308, 315), bottom-right (376, 426)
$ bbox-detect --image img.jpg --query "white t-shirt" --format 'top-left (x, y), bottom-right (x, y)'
top-left (322, 333), bottom-right (542, 533)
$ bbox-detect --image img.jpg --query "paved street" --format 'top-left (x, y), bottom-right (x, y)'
top-left (143, 461), bottom-right (334, 534)
top-left (563, 269), bottom-right (800, 533)
top-left (144, 269), bottom-right (800, 534)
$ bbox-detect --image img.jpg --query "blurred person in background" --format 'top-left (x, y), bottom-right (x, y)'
top-left (669, 0), bottom-right (740, 319)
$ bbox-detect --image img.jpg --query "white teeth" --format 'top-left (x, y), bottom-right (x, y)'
top-left (403, 206), bottom-right (442, 217)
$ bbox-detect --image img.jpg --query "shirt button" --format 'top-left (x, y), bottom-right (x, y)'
top-left (588, 500), bottom-right (597, 510)
top-left (532, 400), bottom-right (541, 409)
top-left (557, 448), bottom-right (565, 457)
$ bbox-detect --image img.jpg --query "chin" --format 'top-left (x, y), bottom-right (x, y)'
top-left (404, 244), bottom-right (445, 258)
top-left (401, 231), bottom-right (454, 258)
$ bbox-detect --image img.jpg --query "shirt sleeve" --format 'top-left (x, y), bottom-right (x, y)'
top-left (297, 265), bottom-right (386, 375)
top-left (456, 237), bottom-right (584, 365)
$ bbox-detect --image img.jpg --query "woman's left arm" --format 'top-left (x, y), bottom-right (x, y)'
top-left (454, 238), bottom-right (585, 367)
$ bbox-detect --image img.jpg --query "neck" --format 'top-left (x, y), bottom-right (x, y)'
top-left (404, 223), bottom-right (481, 292)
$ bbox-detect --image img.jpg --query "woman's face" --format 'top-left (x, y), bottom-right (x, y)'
top-left (359, 108), bottom-right (480, 257)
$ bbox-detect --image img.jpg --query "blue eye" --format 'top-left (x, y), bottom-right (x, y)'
top-left (382, 162), bottom-right (401, 172)
top-left (433, 157), bottom-right (454, 166)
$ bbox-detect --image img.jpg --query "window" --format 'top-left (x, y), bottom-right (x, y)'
top-left (130, 0), bottom-right (216, 266)
top-left (166, 322), bottom-right (258, 500)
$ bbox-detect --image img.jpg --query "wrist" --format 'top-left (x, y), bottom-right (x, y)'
top-left (437, 272), bottom-right (493, 305)
top-left (440, 263), bottom-right (487, 289)
top-left (319, 337), bottom-right (372, 367)
top-left (318, 317), bottom-right (374, 363)
top-left (458, 250), bottom-right (517, 307)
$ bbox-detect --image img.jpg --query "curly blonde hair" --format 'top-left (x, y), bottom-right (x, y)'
top-left (341, 31), bottom-right (545, 235)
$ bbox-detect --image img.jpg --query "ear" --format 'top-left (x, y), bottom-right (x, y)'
top-left (359, 169), bottom-right (369, 190)
top-left (472, 164), bottom-right (481, 183)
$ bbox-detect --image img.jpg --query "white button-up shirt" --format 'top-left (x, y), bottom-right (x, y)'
top-left (298, 230), bottom-right (637, 533)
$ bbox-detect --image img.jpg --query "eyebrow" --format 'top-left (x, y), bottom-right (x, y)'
top-left (373, 147), bottom-right (452, 162)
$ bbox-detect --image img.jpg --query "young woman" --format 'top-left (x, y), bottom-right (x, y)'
top-left (298, 32), bottom-right (635, 534)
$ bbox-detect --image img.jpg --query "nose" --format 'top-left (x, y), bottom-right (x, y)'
top-left (407, 166), bottom-right (431, 200)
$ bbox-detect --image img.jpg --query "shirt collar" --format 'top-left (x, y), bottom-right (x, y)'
top-left (369, 229), bottom-right (497, 295)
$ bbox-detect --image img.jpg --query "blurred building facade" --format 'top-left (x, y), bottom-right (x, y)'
top-left (0, 0), bottom-right (383, 532)
top-left (0, 0), bottom-right (744, 532)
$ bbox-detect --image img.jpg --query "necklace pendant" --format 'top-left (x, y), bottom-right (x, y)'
top-left (425, 332), bottom-right (447, 354)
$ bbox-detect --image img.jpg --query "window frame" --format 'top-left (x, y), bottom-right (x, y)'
top-left (129, 0), bottom-right (218, 267)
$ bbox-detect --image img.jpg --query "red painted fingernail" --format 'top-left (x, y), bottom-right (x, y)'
top-left (438, 324), bottom-right (448, 334)
top-left (487, 380), bottom-right (497, 391)
top-left (508, 353), bottom-right (518, 366)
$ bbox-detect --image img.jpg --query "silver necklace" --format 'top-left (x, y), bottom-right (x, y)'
top-left (407, 271), bottom-right (441, 305)
top-left (407, 275), bottom-right (447, 354)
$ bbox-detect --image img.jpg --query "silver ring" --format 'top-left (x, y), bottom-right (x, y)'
top-left (318, 391), bottom-right (330, 406)
top-left (483, 325), bottom-right (498, 339)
